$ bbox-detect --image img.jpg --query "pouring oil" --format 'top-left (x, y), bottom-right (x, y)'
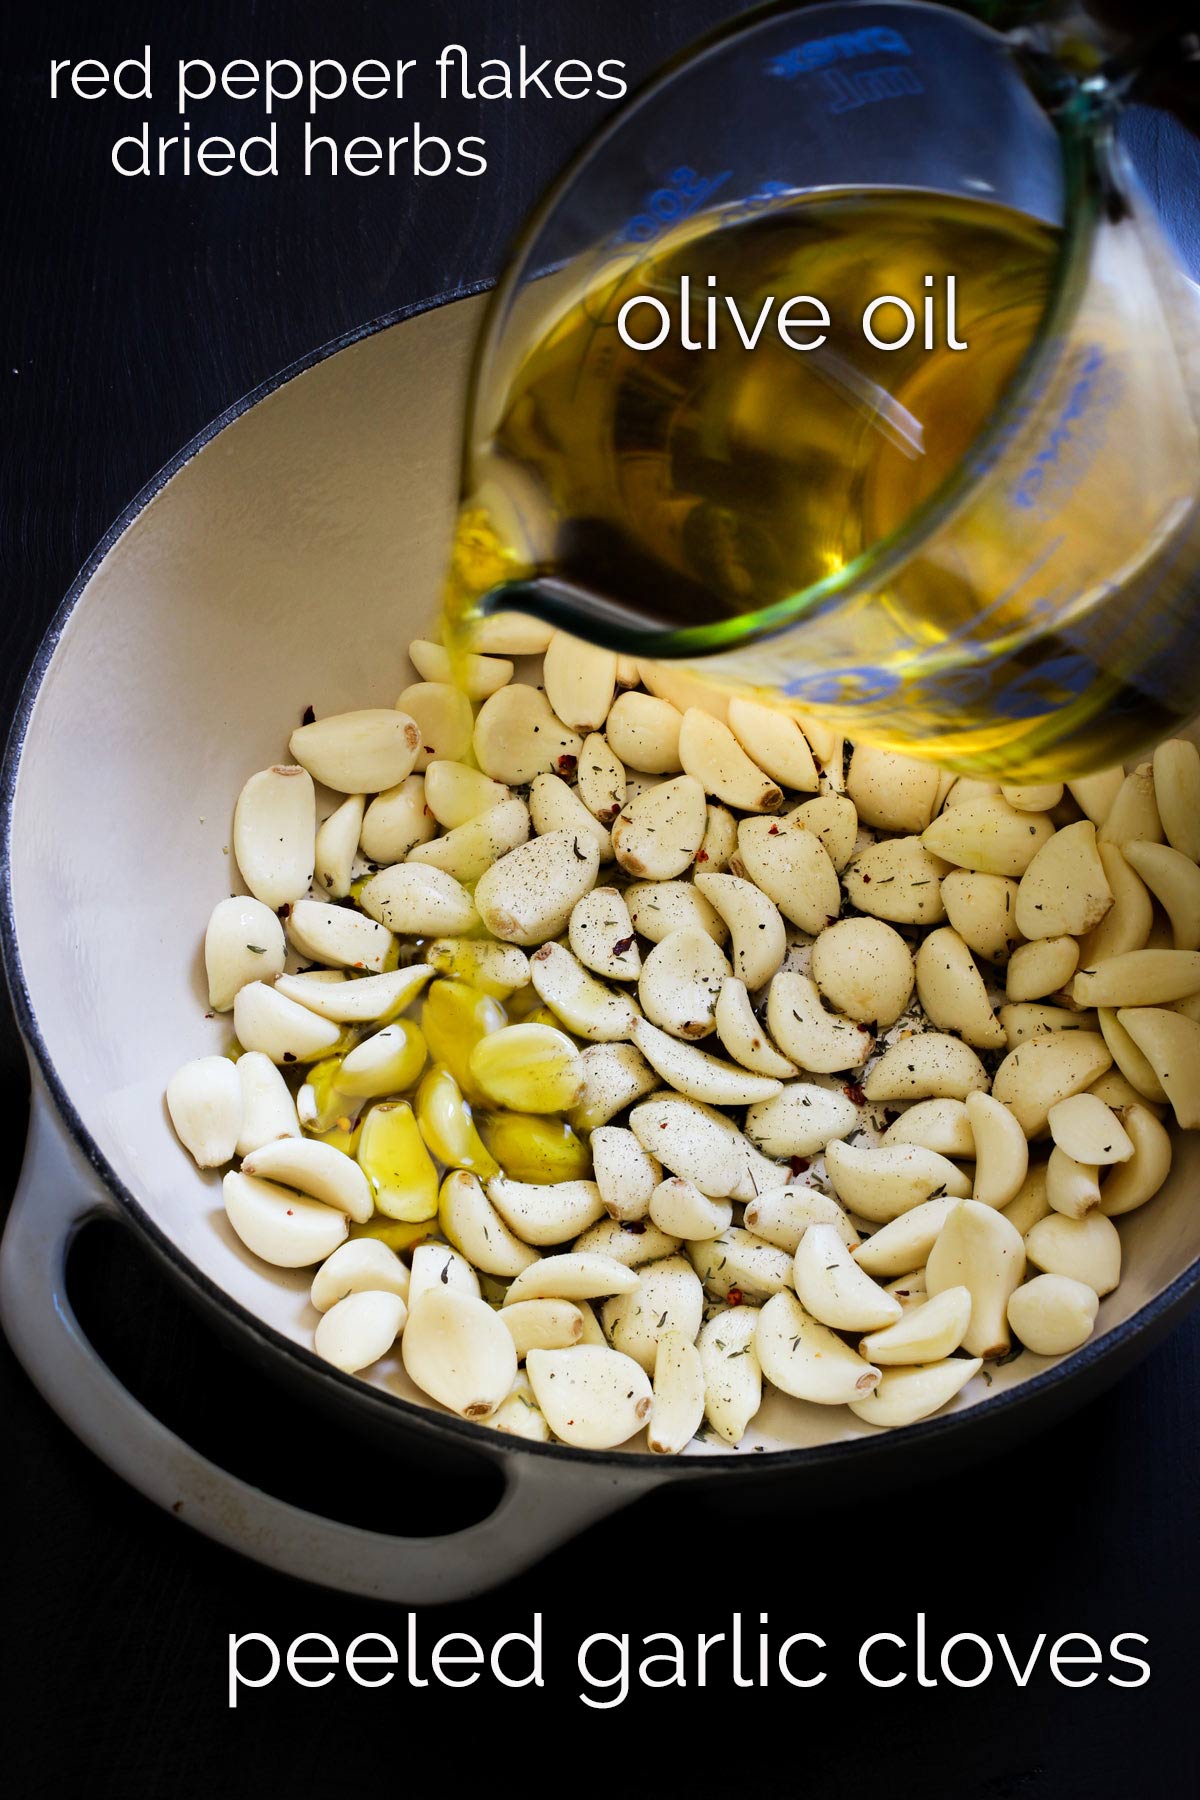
top-left (444, 186), bottom-right (1200, 777)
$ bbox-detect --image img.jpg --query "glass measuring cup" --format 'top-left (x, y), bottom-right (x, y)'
top-left (446, 1), bottom-right (1200, 779)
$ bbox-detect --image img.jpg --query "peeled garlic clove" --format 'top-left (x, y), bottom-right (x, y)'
top-left (848, 1355), bottom-right (982, 1428)
top-left (1098, 1007), bottom-right (1167, 1102)
top-left (242, 1134), bottom-right (373, 1223)
top-left (469, 1022), bottom-right (582, 1116)
top-left (504, 1252), bottom-right (639, 1306)
top-left (699, 801), bottom-right (739, 872)
top-left (569, 887), bottom-right (641, 982)
top-left (408, 798), bottom-right (531, 882)
top-left (590, 1126), bottom-right (662, 1222)
top-left (1014, 820), bottom-right (1112, 939)
top-left (314, 1290), bottom-right (407, 1373)
top-left (461, 610), bottom-right (554, 656)
top-left (1115, 1007), bottom-right (1200, 1127)
top-left (475, 830), bottom-right (599, 946)
top-left (885, 1269), bottom-right (928, 1307)
top-left (415, 1066), bottom-right (498, 1179)
top-left (528, 774), bottom-right (612, 863)
top-left (743, 1186), bottom-right (859, 1253)
top-left (612, 775), bottom-right (707, 880)
top-left (408, 636), bottom-right (512, 700)
top-left (922, 796), bottom-right (1055, 877)
top-left (863, 1033), bottom-right (989, 1103)
top-left (693, 872), bottom-right (786, 990)
top-left (500, 1298), bottom-right (585, 1358)
top-left (1099, 1104), bottom-right (1172, 1216)
top-left (713, 978), bottom-right (797, 1078)
top-left (357, 775), bottom-right (434, 863)
top-left (569, 1040), bottom-right (658, 1131)
top-left (1047, 1092), bottom-right (1133, 1165)
top-left (314, 794), bottom-right (364, 900)
top-left (223, 1170), bottom-right (348, 1266)
top-left (766, 972), bottom-right (873, 1073)
top-left (648, 1176), bottom-right (731, 1241)
top-left (437, 1170), bottom-right (540, 1278)
top-left (628, 1093), bottom-right (742, 1198)
top-left (427, 940), bottom-right (528, 1000)
top-left (205, 896), bottom-right (287, 1011)
top-left (422, 760), bottom-right (512, 831)
top-left (488, 1373), bottom-right (552, 1443)
top-left (825, 1140), bottom-right (970, 1224)
top-left (1045, 1146), bottom-right (1102, 1219)
top-left (276, 964), bottom-right (433, 1025)
top-left (793, 1222), bottom-right (901, 1332)
top-left (1002, 1162), bottom-right (1053, 1236)
top-left (636, 928), bottom-right (728, 1042)
top-left (926, 1199), bottom-right (1026, 1357)
top-left (679, 708), bottom-right (782, 813)
top-left (1073, 949), bottom-right (1200, 1008)
top-left (1123, 840), bottom-right (1200, 952)
top-left (846, 744), bottom-right (940, 833)
top-left (602, 1254), bottom-right (705, 1372)
top-left (734, 815), bottom-right (840, 933)
top-left (1152, 739), bottom-right (1200, 861)
top-left (630, 1017), bottom-right (780, 1107)
top-left (1001, 1002), bottom-right (1101, 1048)
top-left (359, 863), bottom-right (478, 936)
top-left (1006, 935), bottom-right (1080, 1002)
top-left (233, 982), bottom-right (341, 1065)
top-left (311, 1237), bottom-right (411, 1312)
top-left (395, 682), bottom-right (473, 771)
top-left (1067, 766), bottom-right (1124, 826)
top-left (232, 765), bottom-right (316, 908)
top-left (605, 691), bottom-right (683, 772)
top-left (479, 1111), bottom-right (592, 1183)
top-left (965, 1091), bottom-right (1029, 1210)
top-left (788, 792), bottom-right (858, 871)
top-left (810, 917), bottom-right (915, 1030)
top-left (286, 899), bottom-right (393, 973)
top-left (526, 1345), bottom-right (653, 1448)
top-left (402, 1288), bottom-right (517, 1419)
top-left (166, 1055), bottom-right (242, 1168)
top-left (859, 1285), bottom-right (972, 1365)
top-left (530, 940), bottom-right (639, 1042)
top-left (1007, 1273), bottom-right (1098, 1355)
top-left (542, 630), bottom-right (618, 733)
top-left (756, 1290), bottom-right (880, 1403)
top-left (648, 1331), bottom-right (706, 1455)
top-left (408, 1243), bottom-right (481, 1309)
top-left (697, 1305), bottom-right (762, 1444)
top-left (940, 869), bottom-right (1021, 962)
top-left (743, 1081), bottom-right (858, 1159)
top-left (571, 1217), bottom-right (684, 1266)
top-left (234, 1050), bottom-right (301, 1156)
top-left (473, 684), bottom-right (582, 786)
top-left (1097, 764), bottom-right (1162, 849)
top-left (625, 879), bottom-right (727, 946)
top-left (576, 733), bottom-right (627, 825)
top-left (914, 928), bottom-right (1006, 1051)
top-left (290, 709), bottom-right (421, 794)
top-left (688, 1227), bottom-right (794, 1302)
top-left (1025, 1208), bottom-right (1121, 1294)
top-left (987, 1031), bottom-right (1112, 1135)
top-left (726, 696), bottom-right (819, 793)
top-left (881, 1098), bottom-right (975, 1158)
top-left (851, 1196), bottom-right (962, 1276)
top-left (487, 1175), bottom-right (605, 1246)
top-left (1075, 842), bottom-right (1153, 968)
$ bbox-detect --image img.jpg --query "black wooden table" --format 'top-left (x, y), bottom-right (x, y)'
top-left (4, 4), bottom-right (1199, 1795)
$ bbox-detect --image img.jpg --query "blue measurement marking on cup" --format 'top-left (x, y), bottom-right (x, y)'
top-left (1011, 345), bottom-right (1122, 520)
top-left (764, 26), bottom-right (923, 114)
top-left (617, 167), bottom-right (733, 246)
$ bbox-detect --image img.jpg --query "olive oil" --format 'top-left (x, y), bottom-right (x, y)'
top-left (445, 188), bottom-right (1200, 776)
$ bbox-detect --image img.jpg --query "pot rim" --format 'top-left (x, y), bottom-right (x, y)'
top-left (4, 285), bottom-right (1199, 1481)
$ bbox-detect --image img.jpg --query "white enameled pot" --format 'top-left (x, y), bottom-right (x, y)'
top-left (3, 292), bottom-right (1200, 1602)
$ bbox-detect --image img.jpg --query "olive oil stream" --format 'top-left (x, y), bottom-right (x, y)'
top-left (443, 188), bottom-right (1197, 776)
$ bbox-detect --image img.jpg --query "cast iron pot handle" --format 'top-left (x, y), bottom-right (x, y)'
top-left (0, 1078), bottom-right (659, 1602)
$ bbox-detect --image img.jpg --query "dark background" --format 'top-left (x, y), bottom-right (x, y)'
top-left (3, 3), bottom-right (1199, 1795)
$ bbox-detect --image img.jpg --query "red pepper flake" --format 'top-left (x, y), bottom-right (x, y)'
top-left (695, 848), bottom-right (709, 862)
top-left (286, 1208), bottom-right (294, 1216)
top-left (767, 824), bottom-right (780, 836)
top-left (860, 872), bottom-right (872, 883)
top-left (557, 753), bottom-right (578, 777)
top-left (300, 704), bottom-right (316, 726)
top-left (843, 1081), bottom-right (867, 1106)
top-left (727, 1287), bottom-right (744, 1306)
top-left (622, 1220), bottom-right (647, 1235)
top-left (612, 934), bottom-right (636, 956)
top-left (788, 1155), bottom-right (810, 1177)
